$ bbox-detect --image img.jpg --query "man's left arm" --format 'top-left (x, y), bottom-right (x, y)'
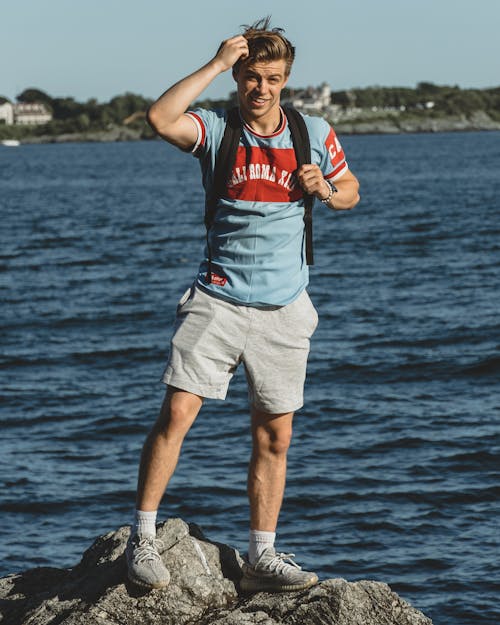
top-left (297, 165), bottom-right (360, 210)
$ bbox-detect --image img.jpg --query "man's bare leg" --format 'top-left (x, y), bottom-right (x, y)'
top-left (242, 407), bottom-right (318, 591)
top-left (248, 408), bottom-right (294, 532)
top-left (126, 387), bottom-right (203, 588)
top-left (136, 387), bottom-right (203, 511)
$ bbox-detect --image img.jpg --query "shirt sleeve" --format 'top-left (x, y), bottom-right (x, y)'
top-left (185, 108), bottom-right (226, 158)
top-left (306, 115), bottom-right (349, 181)
top-left (322, 125), bottom-right (349, 181)
top-left (185, 111), bottom-right (206, 155)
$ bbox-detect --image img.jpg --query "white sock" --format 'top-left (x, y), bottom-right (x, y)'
top-left (133, 509), bottom-right (157, 538)
top-left (248, 529), bottom-right (276, 565)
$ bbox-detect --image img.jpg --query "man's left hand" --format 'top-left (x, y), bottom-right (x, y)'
top-left (296, 165), bottom-right (360, 210)
top-left (296, 164), bottom-right (330, 200)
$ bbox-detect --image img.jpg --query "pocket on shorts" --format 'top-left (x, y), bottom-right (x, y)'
top-left (284, 290), bottom-right (319, 338)
top-left (303, 292), bottom-right (319, 336)
top-left (176, 285), bottom-right (194, 315)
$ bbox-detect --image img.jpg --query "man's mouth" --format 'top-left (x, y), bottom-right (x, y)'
top-left (250, 96), bottom-right (269, 106)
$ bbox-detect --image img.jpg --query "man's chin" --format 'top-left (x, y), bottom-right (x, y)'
top-left (242, 102), bottom-right (275, 117)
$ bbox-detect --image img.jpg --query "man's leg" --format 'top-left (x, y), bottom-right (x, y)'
top-left (126, 386), bottom-right (203, 588)
top-left (241, 406), bottom-right (318, 592)
top-left (136, 387), bottom-right (203, 511)
top-left (247, 408), bottom-right (293, 533)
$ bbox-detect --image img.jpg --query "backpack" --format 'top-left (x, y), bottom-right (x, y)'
top-left (204, 105), bottom-right (314, 284)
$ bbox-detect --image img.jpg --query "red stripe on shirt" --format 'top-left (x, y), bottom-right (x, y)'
top-left (325, 162), bottom-right (348, 181)
top-left (226, 146), bottom-right (303, 202)
top-left (186, 111), bottom-right (206, 149)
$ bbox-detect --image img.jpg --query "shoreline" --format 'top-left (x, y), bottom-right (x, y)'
top-left (6, 111), bottom-right (500, 145)
top-left (335, 110), bottom-right (500, 135)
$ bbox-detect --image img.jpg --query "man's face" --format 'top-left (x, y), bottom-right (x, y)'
top-left (234, 59), bottom-right (289, 122)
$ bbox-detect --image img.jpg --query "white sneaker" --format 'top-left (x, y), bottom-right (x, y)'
top-left (125, 534), bottom-right (170, 589)
top-left (240, 548), bottom-right (318, 593)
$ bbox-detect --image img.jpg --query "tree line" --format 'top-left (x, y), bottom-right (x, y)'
top-left (0, 89), bottom-right (156, 138)
top-left (333, 82), bottom-right (500, 118)
top-left (1, 83), bottom-right (499, 139)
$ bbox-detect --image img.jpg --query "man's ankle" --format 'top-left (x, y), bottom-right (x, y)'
top-left (248, 529), bottom-right (276, 565)
top-left (132, 509), bottom-right (157, 538)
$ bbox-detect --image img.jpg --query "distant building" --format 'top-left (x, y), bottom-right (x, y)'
top-left (283, 82), bottom-right (332, 113)
top-left (0, 101), bottom-right (53, 126)
top-left (13, 103), bottom-right (52, 125)
top-left (0, 102), bottom-right (14, 125)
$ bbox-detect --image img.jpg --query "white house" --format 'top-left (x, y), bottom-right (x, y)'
top-left (0, 102), bottom-right (14, 125)
top-left (13, 103), bottom-right (52, 125)
top-left (284, 82), bottom-right (332, 113)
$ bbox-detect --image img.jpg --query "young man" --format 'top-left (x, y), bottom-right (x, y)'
top-left (126, 18), bottom-right (359, 592)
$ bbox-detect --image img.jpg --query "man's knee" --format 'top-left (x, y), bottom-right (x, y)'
top-left (154, 387), bottom-right (203, 438)
top-left (253, 412), bottom-right (294, 456)
top-left (268, 429), bottom-right (292, 456)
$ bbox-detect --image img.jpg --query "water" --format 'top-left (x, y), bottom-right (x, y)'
top-left (1, 132), bottom-right (499, 625)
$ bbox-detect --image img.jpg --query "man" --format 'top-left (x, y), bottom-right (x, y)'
top-left (126, 18), bottom-right (360, 593)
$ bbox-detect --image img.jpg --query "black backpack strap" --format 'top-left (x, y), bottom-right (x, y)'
top-left (283, 105), bottom-right (314, 265)
top-left (205, 106), bottom-right (241, 283)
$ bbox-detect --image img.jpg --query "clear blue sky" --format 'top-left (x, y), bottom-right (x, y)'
top-left (2, 0), bottom-right (499, 103)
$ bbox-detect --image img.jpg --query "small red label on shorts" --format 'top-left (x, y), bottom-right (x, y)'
top-left (206, 272), bottom-right (227, 286)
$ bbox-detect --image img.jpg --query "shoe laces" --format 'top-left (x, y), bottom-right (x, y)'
top-left (133, 536), bottom-right (164, 564)
top-left (267, 552), bottom-right (302, 574)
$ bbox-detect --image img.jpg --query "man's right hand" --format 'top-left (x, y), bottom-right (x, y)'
top-left (212, 35), bottom-right (249, 73)
top-left (147, 34), bottom-right (250, 150)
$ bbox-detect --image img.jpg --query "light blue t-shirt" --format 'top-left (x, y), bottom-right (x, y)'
top-left (187, 107), bottom-right (349, 306)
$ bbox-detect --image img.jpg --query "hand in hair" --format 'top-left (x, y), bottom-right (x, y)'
top-left (213, 35), bottom-right (249, 72)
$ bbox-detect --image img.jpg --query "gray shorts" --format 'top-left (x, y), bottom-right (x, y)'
top-left (162, 284), bottom-right (318, 414)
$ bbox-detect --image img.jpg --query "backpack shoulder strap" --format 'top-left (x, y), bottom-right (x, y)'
top-left (283, 105), bottom-right (310, 168)
top-left (283, 105), bottom-right (315, 265)
top-left (205, 106), bottom-right (242, 283)
top-left (206, 106), bottom-right (241, 228)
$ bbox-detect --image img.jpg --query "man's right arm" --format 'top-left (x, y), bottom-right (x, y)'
top-left (147, 36), bottom-right (249, 151)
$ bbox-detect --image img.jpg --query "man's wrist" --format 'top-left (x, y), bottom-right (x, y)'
top-left (319, 179), bottom-right (338, 204)
top-left (206, 57), bottom-right (228, 77)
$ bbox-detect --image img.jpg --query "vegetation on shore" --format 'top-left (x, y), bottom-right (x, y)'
top-left (333, 82), bottom-right (500, 117)
top-left (1, 83), bottom-right (499, 141)
top-left (0, 89), bottom-right (156, 141)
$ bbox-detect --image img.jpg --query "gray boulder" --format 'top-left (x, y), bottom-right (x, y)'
top-left (0, 518), bottom-right (432, 625)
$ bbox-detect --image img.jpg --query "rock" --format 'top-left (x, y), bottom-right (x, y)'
top-left (0, 519), bottom-right (433, 625)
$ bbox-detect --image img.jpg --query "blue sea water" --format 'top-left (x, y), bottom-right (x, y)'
top-left (1, 131), bottom-right (499, 625)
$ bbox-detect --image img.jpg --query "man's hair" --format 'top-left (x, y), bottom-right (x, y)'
top-left (235, 16), bottom-right (295, 76)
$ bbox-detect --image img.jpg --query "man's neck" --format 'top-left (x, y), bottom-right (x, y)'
top-left (240, 106), bottom-right (282, 136)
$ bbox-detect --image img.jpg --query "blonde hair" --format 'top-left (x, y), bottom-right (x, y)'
top-left (236, 17), bottom-right (295, 76)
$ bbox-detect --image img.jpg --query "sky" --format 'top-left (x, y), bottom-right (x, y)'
top-left (2, 0), bottom-right (500, 103)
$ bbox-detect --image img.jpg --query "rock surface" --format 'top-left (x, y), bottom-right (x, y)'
top-left (0, 519), bottom-right (433, 625)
